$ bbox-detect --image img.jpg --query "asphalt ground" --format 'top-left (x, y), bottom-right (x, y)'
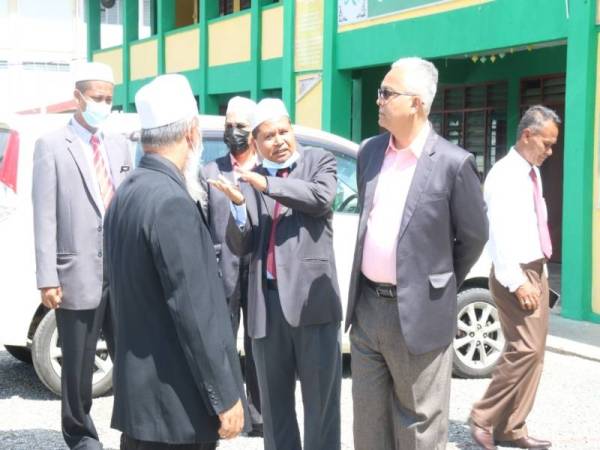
top-left (1, 348), bottom-right (599, 449)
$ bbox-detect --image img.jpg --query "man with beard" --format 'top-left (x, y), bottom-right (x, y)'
top-left (203, 96), bottom-right (263, 437)
top-left (103, 74), bottom-right (248, 449)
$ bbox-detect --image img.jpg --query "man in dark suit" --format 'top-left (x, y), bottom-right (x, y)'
top-left (203, 96), bottom-right (263, 437)
top-left (103, 74), bottom-right (248, 450)
top-left (208, 98), bottom-right (342, 450)
top-left (345, 57), bottom-right (488, 450)
top-left (32, 62), bottom-right (131, 450)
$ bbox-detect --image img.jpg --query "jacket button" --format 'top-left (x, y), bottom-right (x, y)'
top-left (98, 251), bottom-right (102, 257)
top-left (97, 226), bottom-right (102, 232)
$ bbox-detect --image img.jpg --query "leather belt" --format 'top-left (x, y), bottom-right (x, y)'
top-left (361, 274), bottom-right (396, 299)
top-left (266, 279), bottom-right (278, 291)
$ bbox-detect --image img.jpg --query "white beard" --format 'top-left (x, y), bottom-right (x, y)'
top-left (184, 145), bottom-right (206, 204)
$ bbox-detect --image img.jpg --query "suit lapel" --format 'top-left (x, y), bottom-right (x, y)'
top-left (396, 130), bottom-right (438, 243)
top-left (257, 166), bottom-right (276, 216)
top-left (217, 156), bottom-right (236, 183)
top-left (103, 134), bottom-right (128, 186)
top-left (358, 137), bottom-right (388, 235)
top-left (64, 125), bottom-right (103, 216)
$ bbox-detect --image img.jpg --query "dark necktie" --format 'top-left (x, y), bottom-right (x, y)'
top-left (266, 168), bottom-right (289, 279)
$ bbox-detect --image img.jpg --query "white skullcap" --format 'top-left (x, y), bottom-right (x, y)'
top-left (250, 98), bottom-right (289, 131)
top-left (72, 61), bottom-right (114, 84)
top-left (226, 96), bottom-right (256, 123)
top-left (135, 74), bottom-right (199, 129)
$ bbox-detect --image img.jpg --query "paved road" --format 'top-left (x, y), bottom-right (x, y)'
top-left (1, 349), bottom-right (599, 449)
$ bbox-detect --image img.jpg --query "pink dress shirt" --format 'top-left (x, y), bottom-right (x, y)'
top-left (361, 122), bottom-right (430, 284)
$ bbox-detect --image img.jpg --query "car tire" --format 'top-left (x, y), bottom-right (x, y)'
top-left (453, 288), bottom-right (506, 379)
top-left (31, 310), bottom-right (113, 398)
top-left (4, 345), bottom-right (33, 364)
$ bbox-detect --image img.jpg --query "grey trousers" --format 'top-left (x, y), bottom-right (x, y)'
top-left (252, 286), bottom-right (342, 450)
top-left (350, 283), bottom-right (453, 450)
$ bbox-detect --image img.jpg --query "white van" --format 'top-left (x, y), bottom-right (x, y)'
top-left (0, 113), bottom-right (504, 398)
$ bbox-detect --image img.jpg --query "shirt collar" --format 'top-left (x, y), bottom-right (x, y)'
top-left (70, 116), bottom-right (102, 144)
top-left (508, 146), bottom-right (535, 175)
top-left (387, 121), bottom-right (431, 159)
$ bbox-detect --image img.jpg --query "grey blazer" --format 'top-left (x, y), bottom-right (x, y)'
top-left (345, 130), bottom-right (488, 355)
top-left (32, 121), bottom-right (131, 310)
top-left (226, 146), bottom-right (343, 339)
top-left (204, 155), bottom-right (245, 302)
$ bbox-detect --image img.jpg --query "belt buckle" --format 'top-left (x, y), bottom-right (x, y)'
top-left (375, 286), bottom-right (394, 298)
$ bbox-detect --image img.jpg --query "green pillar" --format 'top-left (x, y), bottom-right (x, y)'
top-left (281, 0), bottom-right (295, 121)
top-left (249, 1), bottom-right (262, 101)
top-left (122, 0), bottom-right (138, 112)
top-left (157, 0), bottom-right (176, 74)
top-left (86, 0), bottom-right (101, 61)
top-left (199, 0), bottom-right (219, 114)
top-left (322, 0), bottom-right (352, 137)
top-left (561, 0), bottom-right (597, 321)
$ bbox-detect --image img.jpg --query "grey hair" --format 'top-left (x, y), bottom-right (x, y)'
top-left (391, 57), bottom-right (438, 114)
top-left (140, 117), bottom-right (196, 148)
top-left (516, 105), bottom-right (561, 140)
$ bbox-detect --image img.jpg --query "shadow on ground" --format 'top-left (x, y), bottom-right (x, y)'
top-left (0, 351), bottom-right (57, 401)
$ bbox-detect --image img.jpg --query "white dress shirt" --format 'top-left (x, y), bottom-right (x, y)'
top-left (484, 147), bottom-right (546, 292)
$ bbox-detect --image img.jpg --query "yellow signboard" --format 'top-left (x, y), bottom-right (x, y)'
top-left (295, 0), bottom-right (324, 72)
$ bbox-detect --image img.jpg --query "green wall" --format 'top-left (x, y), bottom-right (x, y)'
top-left (336, 0), bottom-right (568, 69)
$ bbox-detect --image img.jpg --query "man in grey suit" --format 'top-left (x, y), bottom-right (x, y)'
top-left (203, 96), bottom-right (263, 437)
top-left (209, 98), bottom-right (342, 450)
top-left (32, 62), bottom-right (131, 449)
top-left (346, 57), bottom-right (488, 450)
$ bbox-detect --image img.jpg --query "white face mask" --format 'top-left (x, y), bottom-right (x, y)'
top-left (81, 94), bottom-right (112, 128)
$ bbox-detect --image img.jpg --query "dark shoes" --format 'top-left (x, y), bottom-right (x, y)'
top-left (495, 436), bottom-right (552, 449)
top-left (470, 420), bottom-right (497, 450)
top-left (246, 423), bottom-right (263, 438)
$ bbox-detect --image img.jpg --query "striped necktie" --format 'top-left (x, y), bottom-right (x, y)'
top-left (90, 135), bottom-right (115, 209)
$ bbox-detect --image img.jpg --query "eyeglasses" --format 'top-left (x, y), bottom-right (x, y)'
top-left (377, 87), bottom-right (417, 102)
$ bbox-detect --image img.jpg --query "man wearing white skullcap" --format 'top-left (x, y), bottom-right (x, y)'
top-left (32, 61), bottom-right (131, 449)
top-left (103, 74), bottom-right (248, 450)
top-left (203, 95), bottom-right (263, 438)
top-left (209, 98), bottom-right (342, 450)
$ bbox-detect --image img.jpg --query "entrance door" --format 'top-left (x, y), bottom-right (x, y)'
top-left (521, 75), bottom-right (565, 263)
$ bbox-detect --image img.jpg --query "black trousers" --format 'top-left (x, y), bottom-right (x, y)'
top-left (252, 287), bottom-right (342, 450)
top-left (229, 266), bottom-right (262, 429)
top-left (120, 434), bottom-right (216, 450)
top-left (55, 297), bottom-right (110, 450)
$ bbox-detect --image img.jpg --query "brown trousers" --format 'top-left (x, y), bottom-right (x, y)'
top-left (470, 259), bottom-right (549, 441)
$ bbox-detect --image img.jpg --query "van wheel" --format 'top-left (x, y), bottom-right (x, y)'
top-left (453, 288), bottom-right (506, 378)
top-left (4, 345), bottom-right (32, 364)
top-left (31, 310), bottom-right (113, 397)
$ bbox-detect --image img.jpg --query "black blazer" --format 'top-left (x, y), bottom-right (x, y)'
top-left (346, 130), bottom-right (488, 355)
top-left (103, 154), bottom-right (249, 444)
top-left (226, 146), bottom-right (343, 339)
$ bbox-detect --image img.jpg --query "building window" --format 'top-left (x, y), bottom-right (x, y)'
top-left (219, 0), bottom-right (251, 16)
top-left (101, 0), bottom-right (122, 25)
top-left (520, 74), bottom-right (565, 109)
top-left (430, 82), bottom-right (507, 177)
